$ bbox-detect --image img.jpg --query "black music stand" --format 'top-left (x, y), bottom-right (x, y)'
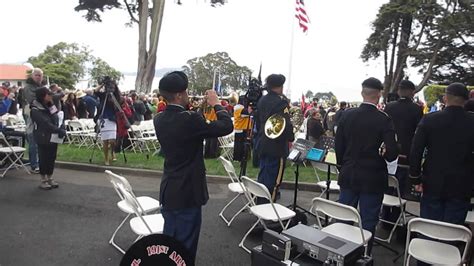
top-left (287, 138), bottom-right (315, 214)
top-left (314, 136), bottom-right (339, 225)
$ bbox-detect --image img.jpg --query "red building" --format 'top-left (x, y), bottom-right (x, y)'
top-left (0, 64), bottom-right (32, 87)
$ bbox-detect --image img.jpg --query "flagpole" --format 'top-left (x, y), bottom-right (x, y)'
top-left (217, 70), bottom-right (221, 95)
top-left (287, 3), bottom-right (296, 101)
top-left (212, 68), bottom-right (217, 93)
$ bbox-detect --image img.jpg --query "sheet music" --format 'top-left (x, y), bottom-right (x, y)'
top-left (386, 158), bottom-right (398, 175)
top-left (48, 111), bottom-right (66, 144)
top-left (57, 111), bottom-right (64, 126)
top-left (289, 138), bottom-right (315, 163)
top-left (325, 151), bottom-right (337, 165)
top-left (50, 133), bottom-right (64, 144)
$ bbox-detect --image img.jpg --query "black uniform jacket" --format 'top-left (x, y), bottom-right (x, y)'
top-left (154, 104), bottom-right (233, 210)
top-left (256, 90), bottom-right (295, 158)
top-left (336, 103), bottom-right (398, 193)
top-left (30, 100), bottom-right (61, 145)
top-left (384, 98), bottom-right (423, 165)
top-left (409, 106), bottom-right (474, 199)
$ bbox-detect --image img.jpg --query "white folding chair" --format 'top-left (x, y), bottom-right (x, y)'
top-left (310, 160), bottom-right (340, 198)
top-left (115, 183), bottom-right (164, 237)
top-left (239, 176), bottom-right (296, 253)
top-left (403, 217), bottom-right (472, 266)
top-left (466, 211), bottom-right (474, 225)
top-left (79, 119), bottom-right (102, 149)
top-left (375, 175), bottom-right (407, 243)
top-left (217, 156), bottom-right (250, 227)
top-left (127, 125), bottom-right (152, 153)
top-left (311, 197), bottom-right (372, 255)
top-left (67, 120), bottom-right (91, 148)
top-left (218, 133), bottom-right (234, 161)
top-left (5, 114), bottom-right (26, 131)
top-left (0, 133), bottom-right (30, 178)
top-left (104, 170), bottom-right (161, 254)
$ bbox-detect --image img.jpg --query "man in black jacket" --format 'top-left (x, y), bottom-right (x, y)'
top-left (384, 80), bottom-right (423, 198)
top-left (333, 101), bottom-right (347, 133)
top-left (409, 83), bottom-right (474, 225)
top-left (256, 74), bottom-right (294, 203)
top-left (131, 92), bottom-right (146, 124)
top-left (307, 110), bottom-right (324, 144)
top-left (154, 71), bottom-right (233, 263)
top-left (335, 77), bottom-right (398, 254)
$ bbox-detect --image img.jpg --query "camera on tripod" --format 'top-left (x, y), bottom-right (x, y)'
top-left (244, 78), bottom-right (264, 109)
top-left (99, 76), bottom-right (116, 93)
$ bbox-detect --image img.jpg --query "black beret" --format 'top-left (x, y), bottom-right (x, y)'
top-left (159, 71), bottom-right (188, 93)
top-left (446, 82), bottom-right (468, 99)
top-left (35, 87), bottom-right (53, 102)
top-left (362, 77), bottom-right (383, 90)
top-left (265, 74), bottom-right (286, 89)
top-left (399, 80), bottom-right (416, 91)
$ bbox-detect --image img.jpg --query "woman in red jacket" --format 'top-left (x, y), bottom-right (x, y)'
top-left (114, 97), bottom-right (133, 157)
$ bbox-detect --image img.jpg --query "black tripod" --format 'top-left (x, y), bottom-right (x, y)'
top-left (238, 110), bottom-right (254, 178)
top-left (88, 91), bottom-right (128, 164)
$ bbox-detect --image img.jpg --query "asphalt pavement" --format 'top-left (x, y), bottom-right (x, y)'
top-left (0, 167), bottom-right (412, 266)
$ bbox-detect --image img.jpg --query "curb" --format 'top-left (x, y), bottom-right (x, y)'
top-left (56, 161), bottom-right (321, 192)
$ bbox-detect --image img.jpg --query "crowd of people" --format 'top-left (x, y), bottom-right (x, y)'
top-left (2, 67), bottom-right (473, 264)
top-left (294, 78), bottom-right (474, 258)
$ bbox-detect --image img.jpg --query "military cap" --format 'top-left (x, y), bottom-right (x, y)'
top-left (159, 71), bottom-right (188, 92)
top-left (362, 77), bottom-right (384, 90)
top-left (265, 74), bottom-right (286, 89)
top-left (446, 82), bottom-right (468, 99)
top-left (399, 80), bottom-right (416, 91)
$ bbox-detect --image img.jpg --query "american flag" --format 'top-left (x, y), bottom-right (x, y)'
top-left (295, 0), bottom-right (310, 33)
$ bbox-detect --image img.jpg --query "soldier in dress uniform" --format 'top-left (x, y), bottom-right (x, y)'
top-left (255, 74), bottom-right (294, 203)
top-left (335, 77), bottom-right (398, 255)
top-left (384, 80), bottom-right (423, 198)
top-left (153, 71), bottom-right (233, 263)
top-left (409, 83), bottom-right (474, 225)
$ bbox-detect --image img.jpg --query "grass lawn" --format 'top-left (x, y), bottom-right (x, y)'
top-left (56, 145), bottom-right (336, 183)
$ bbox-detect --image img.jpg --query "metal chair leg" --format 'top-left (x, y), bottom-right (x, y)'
top-left (376, 206), bottom-right (405, 243)
top-left (227, 201), bottom-right (251, 227)
top-left (219, 193), bottom-right (244, 226)
top-left (239, 219), bottom-right (260, 253)
top-left (108, 213), bottom-right (131, 254)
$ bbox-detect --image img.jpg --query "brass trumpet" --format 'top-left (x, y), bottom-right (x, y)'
top-left (191, 91), bottom-right (239, 110)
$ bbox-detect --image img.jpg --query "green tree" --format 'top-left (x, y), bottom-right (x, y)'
top-left (362, 0), bottom-right (473, 97)
top-left (182, 52), bottom-right (252, 95)
top-left (423, 84), bottom-right (474, 106)
top-left (75, 0), bottom-right (227, 93)
top-left (305, 90), bottom-right (314, 99)
top-left (412, 1), bottom-right (474, 86)
top-left (28, 42), bottom-right (92, 89)
top-left (90, 58), bottom-right (123, 84)
top-left (28, 42), bottom-right (122, 89)
top-left (314, 92), bottom-right (337, 103)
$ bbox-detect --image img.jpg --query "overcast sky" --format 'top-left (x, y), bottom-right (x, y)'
top-left (0, 0), bottom-right (399, 101)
